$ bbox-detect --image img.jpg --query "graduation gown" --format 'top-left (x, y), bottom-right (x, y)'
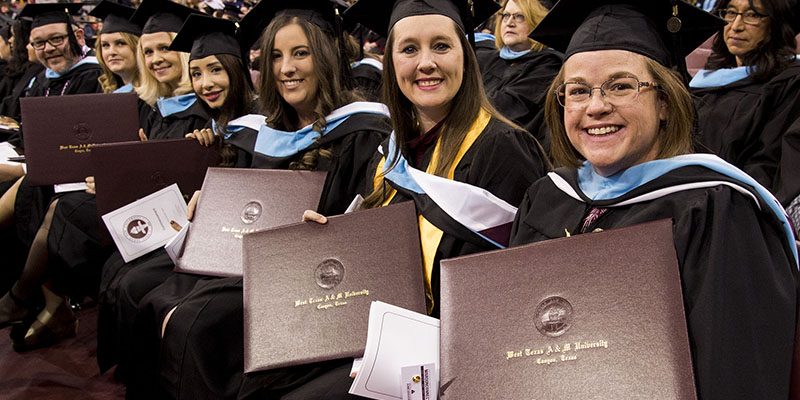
top-left (475, 42), bottom-right (563, 149)
top-left (26, 59), bottom-right (103, 98)
top-left (99, 109), bottom-right (392, 399)
top-left (96, 124), bottom-right (260, 375)
top-left (142, 94), bottom-right (210, 140)
top-left (0, 62), bottom-right (45, 124)
top-left (270, 112), bottom-right (549, 399)
top-left (691, 60), bottom-right (800, 197)
top-left (509, 159), bottom-right (798, 400)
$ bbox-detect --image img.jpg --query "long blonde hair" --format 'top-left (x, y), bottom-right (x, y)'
top-left (493, 0), bottom-right (548, 52)
top-left (134, 31), bottom-right (193, 106)
top-left (95, 32), bottom-right (141, 93)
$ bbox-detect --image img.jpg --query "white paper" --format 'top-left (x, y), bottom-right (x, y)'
top-left (401, 364), bottom-right (437, 400)
top-left (165, 221), bottom-right (190, 265)
top-left (345, 194), bottom-right (364, 214)
top-left (349, 301), bottom-right (440, 400)
top-left (0, 141), bottom-right (22, 166)
top-left (53, 182), bottom-right (88, 193)
top-left (102, 184), bottom-right (188, 263)
top-left (350, 357), bottom-right (364, 378)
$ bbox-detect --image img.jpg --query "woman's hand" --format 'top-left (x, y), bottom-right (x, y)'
top-left (85, 176), bottom-right (95, 194)
top-left (187, 190), bottom-right (201, 221)
top-left (302, 210), bottom-right (327, 224)
top-left (186, 128), bottom-right (216, 147)
top-left (138, 128), bottom-right (148, 142)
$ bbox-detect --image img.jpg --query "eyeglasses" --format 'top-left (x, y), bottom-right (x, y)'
top-left (501, 13), bottom-right (525, 23)
top-left (718, 9), bottom-right (767, 25)
top-left (555, 76), bottom-right (658, 109)
top-left (31, 34), bottom-right (68, 50)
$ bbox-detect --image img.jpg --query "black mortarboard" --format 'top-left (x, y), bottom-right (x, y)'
top-left (130, 0), bottom-right (200, 34)
top-left (530, 0), bottom-right (725, 69)
top-left (344, 0), bottom-right (500, 38)
top-left (170, 14), bottom-right (241, 60)
top-left (237, 0), bottom-right (339, 53)
top-left (19, 3), bottom-right (84, 29)
top-left (89, 0), bottom-right (141, 36)
top-left (222, 2), bottom-right (242, 21)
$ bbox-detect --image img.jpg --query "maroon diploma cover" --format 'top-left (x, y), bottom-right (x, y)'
top-left (439, 219), bottom-right (696, 399)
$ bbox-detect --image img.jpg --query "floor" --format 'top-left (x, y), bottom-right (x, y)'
top-left (0, 306), bottom-right (125, 399)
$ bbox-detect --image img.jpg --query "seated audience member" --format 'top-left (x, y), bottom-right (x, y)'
top-left (691, 0), bottom-right (800, 204)
top-left (476, 0), bottom-right (562, 149)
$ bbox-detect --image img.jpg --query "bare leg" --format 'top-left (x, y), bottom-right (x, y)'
top-left (0, 176), bottom-right (23, 229)
top-left (0, 197), bottom-right (59, 326)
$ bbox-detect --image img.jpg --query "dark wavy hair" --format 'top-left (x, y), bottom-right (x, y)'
top-left (705, 0), bottom-right (798, 81)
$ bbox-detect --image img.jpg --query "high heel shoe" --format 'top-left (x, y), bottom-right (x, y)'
top-left (0, 290), bottom-right (40, 329)
top-left (12, 288), bottom-right (77, 352)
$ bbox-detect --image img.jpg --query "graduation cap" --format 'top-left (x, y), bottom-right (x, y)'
top-left (222, 2), bottom-right (242, 21)
top-left (170, 14), bottom-right (240, 60)
top-left (19, 3), bottom-right (84, 29)
top-left (344, 0), bottom-right (500, 39)
top-left (130, 0), bottom-right (200, 34)
top-left (530, 0), bottom-right (725, 70)
top-left (89, 0), bottom-right (141, 36)
top-left (237, 0), bottom-right (340, 53)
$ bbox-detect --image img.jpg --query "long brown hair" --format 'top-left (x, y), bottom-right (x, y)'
top-left (546, 55), bottom-right (694, 169)
top-left (363, 19), bottom-right (516, 208)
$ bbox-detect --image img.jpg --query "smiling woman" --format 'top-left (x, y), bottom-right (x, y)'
top-left (512, 1), bottom-right (798, 399)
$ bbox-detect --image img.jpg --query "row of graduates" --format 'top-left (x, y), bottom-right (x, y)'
top-left (476, 0), bottom-right (800, 222)
top-left (0, 0), bottom-right (795, 399)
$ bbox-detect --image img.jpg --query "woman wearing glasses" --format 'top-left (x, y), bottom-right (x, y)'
top-left (511, 1), bottom-right (797, 398)
top-left (691, 0), bottom-right (800, 208)
top-left (475, 0), bottom-right (561, 146)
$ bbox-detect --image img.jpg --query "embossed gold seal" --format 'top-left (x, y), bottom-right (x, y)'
top-left (534, 296), bottom-right (573, 337)
top-left (315, 258), bottom-right (345, 289)
top-left (241, 201), bottom-right (263, 224)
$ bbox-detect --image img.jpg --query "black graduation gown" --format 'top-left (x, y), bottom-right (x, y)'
top-left (509, 165), bottom-right (797, 400)
top-left (0, 62), bottom-right (44, 124)
top-left (142, 98), bottom-right (210, 140)
top-left (273, 116), bottom-right (549, 399)
top-left (100, 113), bottom-right (391, 399)
top-left (691, 60), bottom-right (800, 196)
top-left (475, 43), bottom-right (562, 150)
top-left (95, 125), bottom-right (258, 375)
top-left (7, 61), bottom-right (103, 149)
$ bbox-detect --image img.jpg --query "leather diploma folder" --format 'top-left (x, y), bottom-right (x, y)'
top-left (174, 168), bottom-right (327, 277)
top-left (20, 93), bottom-right (140, 185)
top-left (439, 219), bottom-right (696, 399)
top-left (91, 138), bottom-right (221, 215)
top-left (242, 201), bottom-right (426, 373)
